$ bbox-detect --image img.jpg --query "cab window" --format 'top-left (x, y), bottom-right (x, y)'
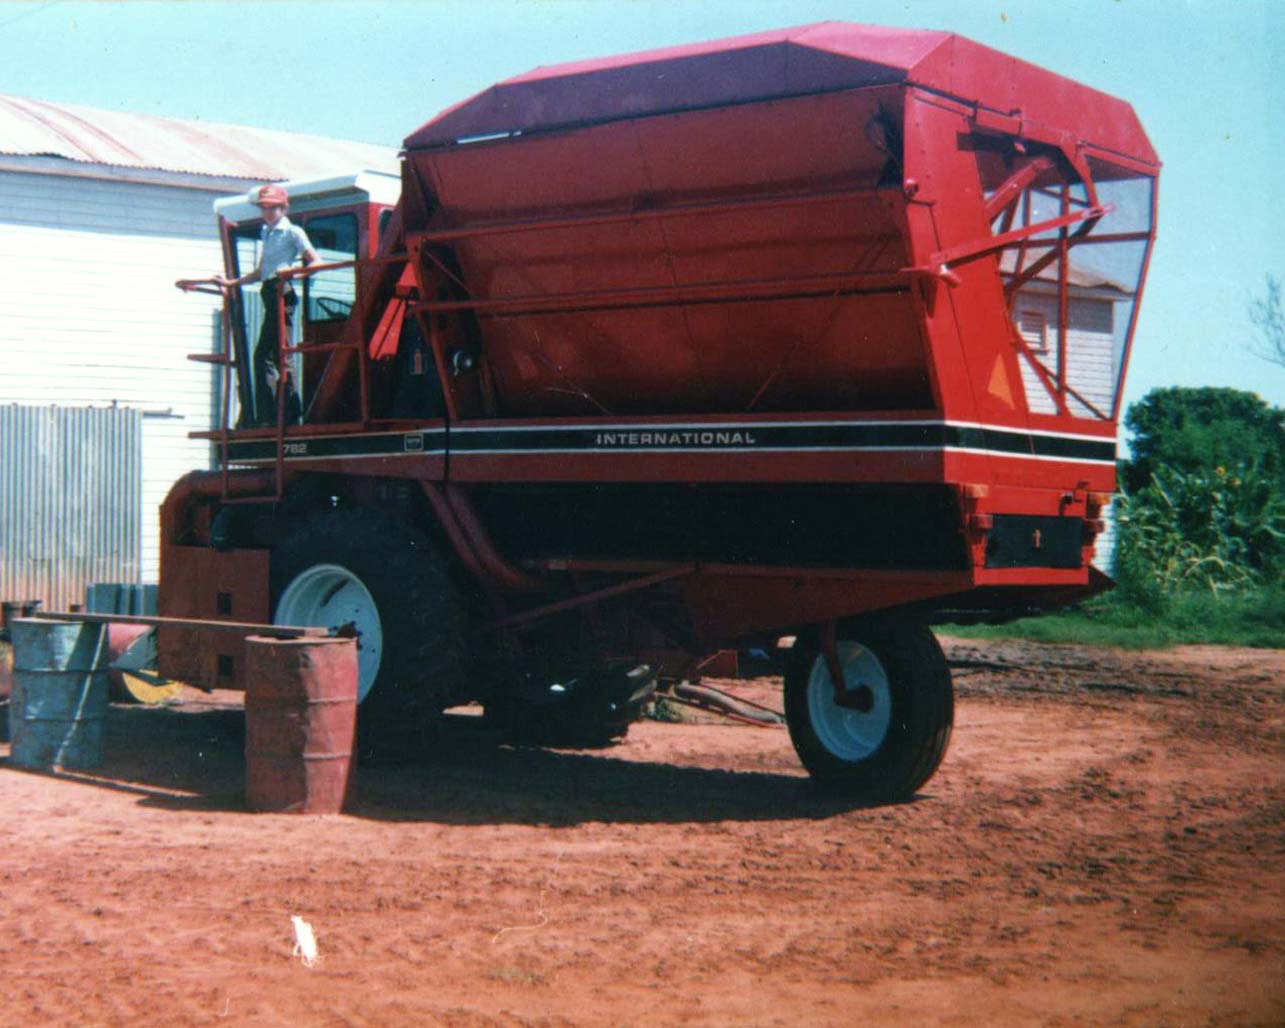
top-left (303, 213), bottom-right (358, 322)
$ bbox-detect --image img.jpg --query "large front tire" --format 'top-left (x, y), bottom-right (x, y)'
top-left (271, 509), bottom-right (471, 751)
top-left (784, 620), bottom-right (953, 802)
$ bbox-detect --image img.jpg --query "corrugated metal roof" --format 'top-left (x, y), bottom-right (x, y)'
top-left (0, 93), bottom-right (399, 182)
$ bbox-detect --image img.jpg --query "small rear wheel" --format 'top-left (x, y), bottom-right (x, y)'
top-left (784, 620), bottom-right (952, 802)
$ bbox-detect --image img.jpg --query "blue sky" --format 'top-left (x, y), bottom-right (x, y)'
top-left (2, 0), bottom-right (1282, 419)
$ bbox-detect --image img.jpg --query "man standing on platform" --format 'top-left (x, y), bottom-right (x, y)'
top-left (215, 184), bottom-right (318, 426)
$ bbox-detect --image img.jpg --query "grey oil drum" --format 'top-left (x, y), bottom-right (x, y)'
top-left (8, 619), bottom-right (109, 770)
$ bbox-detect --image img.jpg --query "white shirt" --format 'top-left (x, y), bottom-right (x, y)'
top-left (259, 215), bottom-right (313, 282)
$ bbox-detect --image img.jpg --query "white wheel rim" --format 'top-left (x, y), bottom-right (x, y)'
top-left (806, 641), bottom-right (893, 761)
top-left (275, 563), bottom-right (382, 703)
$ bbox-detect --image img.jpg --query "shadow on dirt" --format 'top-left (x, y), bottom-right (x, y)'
top-left (3, 702), bottom-right (904, 825)
top-left (349, 738), bottom-right (888, 826)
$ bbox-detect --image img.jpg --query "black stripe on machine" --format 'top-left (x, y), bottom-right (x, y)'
top-left (224, 422), bottom-right (1115, 465)
top-left (451, 422), bottom-right (1116, 463)
top-left (226, 430), bottom-right (447, 464)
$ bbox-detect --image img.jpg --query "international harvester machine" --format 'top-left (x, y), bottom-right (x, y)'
top-left (164, 23), bottom-right (1158, 801)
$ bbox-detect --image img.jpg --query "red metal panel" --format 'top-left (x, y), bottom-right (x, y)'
top-left (904, 92), bottom-right (1027, 430)
top-left (972, 566), bottom-right (1089, 588)
top-left (940, 451), bottom-right (1114, 495)
top-left (898, 112), bottom-right (981, 426)
top-left (415, 88), bottom-right (932, 417)
top-left (404, 23), bottom-right (1156, 167)
top-left (414, 87), bottom-right (896, 224)
top-left (681, 568), bottom-right (974, 645)
top-left (446, 448), bottom-right (949, 485)
top-left (157, 545), bottom-right (270, 689)
top-left (909, 35), bottom-right (1155, 165)
top-left (405, 24), bottom-right (939, 148)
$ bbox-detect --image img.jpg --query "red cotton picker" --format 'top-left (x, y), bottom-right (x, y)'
top-left (164, 23), bottom-right (1158, 801)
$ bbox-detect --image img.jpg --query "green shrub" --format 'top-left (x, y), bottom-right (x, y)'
top-left (1114, 464), bottom-right (1284, 599)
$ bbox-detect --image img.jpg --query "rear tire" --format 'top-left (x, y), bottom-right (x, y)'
top-left (784, 620), bottom-right (952, 802)
top-left (271, 509), bottom-right (471, 754)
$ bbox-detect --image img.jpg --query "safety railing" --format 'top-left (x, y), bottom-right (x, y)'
top-left (180, 252), bottom-right (414, 503)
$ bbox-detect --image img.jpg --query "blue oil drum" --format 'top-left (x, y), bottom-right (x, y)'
top-left (8, 619), bottom-right (109, 770)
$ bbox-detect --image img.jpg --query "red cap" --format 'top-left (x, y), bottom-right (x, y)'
top-left (251, 184), bottom-right (289, 207)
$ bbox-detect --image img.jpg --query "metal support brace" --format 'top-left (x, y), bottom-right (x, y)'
top-left (820, 620), bottom-right (875, 713)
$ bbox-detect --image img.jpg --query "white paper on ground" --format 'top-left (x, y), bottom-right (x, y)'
top-left (291, 915), bottom-right (319, 967)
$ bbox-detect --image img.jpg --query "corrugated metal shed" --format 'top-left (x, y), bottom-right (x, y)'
top-left (0, 405), bottom-right (142, 612)
top-left (0, 95), bottom-right (399, 610)
top-left (0, 93), bottom-right (398, 181)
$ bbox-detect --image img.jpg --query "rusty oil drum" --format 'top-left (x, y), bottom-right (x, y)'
top-left (243, 635), bottom-right (358, 814)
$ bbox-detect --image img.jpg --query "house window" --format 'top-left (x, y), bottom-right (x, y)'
top-left (1016, 309), bottom-right (1049, 353)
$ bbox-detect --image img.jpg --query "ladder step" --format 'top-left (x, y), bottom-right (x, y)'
top-left (188, 353), bottom-right (235, 365)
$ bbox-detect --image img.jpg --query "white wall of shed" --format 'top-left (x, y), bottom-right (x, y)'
top-left (0, 170), bottom-right (243, 586)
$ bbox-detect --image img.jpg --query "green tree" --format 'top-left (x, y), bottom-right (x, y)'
top-left (1116, 388), bottom-right (1285, 601)
top-left (1122, 386), bottom-right (1285, 492)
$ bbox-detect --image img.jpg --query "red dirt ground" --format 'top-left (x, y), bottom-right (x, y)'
top-left (0, 637), bottom-right (1281, 1027)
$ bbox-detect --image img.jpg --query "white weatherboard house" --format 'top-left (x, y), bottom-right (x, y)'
top-left (0, 94), bottom-right (397, 609)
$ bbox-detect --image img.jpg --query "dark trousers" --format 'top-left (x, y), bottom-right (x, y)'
top-left (254, 279), bottom-right (301, 426)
